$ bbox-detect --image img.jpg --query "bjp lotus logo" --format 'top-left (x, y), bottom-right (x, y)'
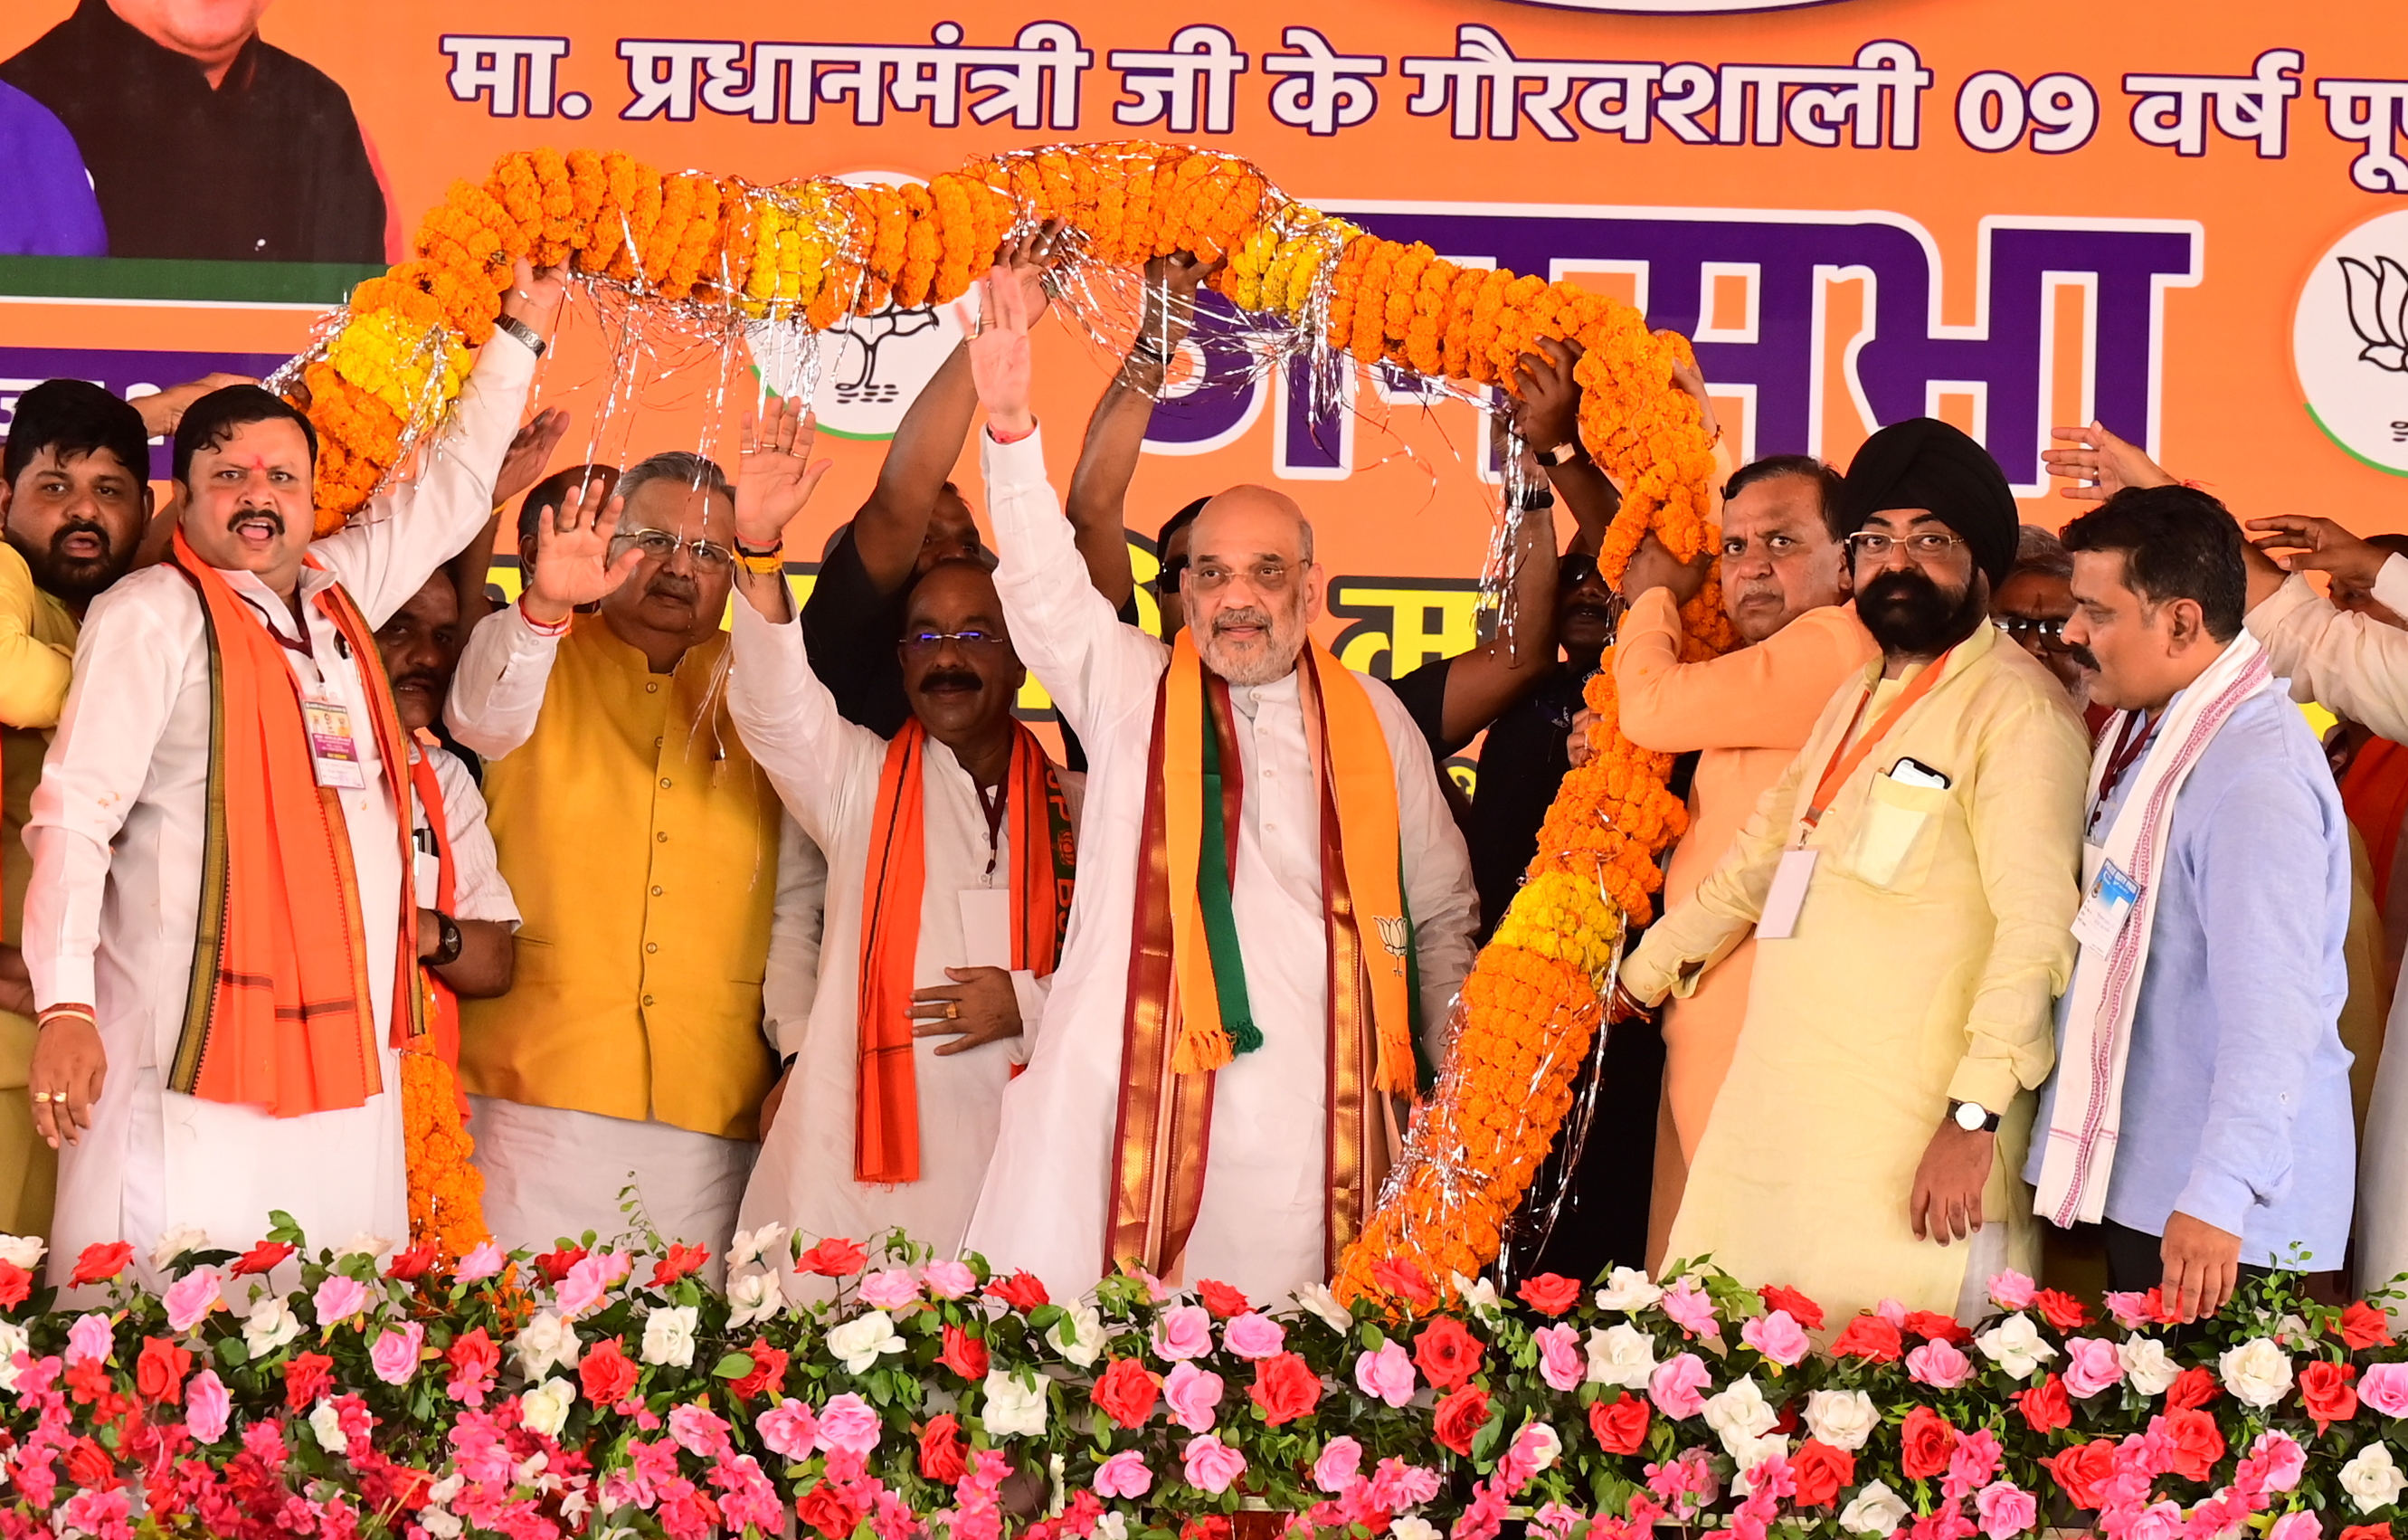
top-left (2294, 209), bottom-right (2408, 476)
top-left (1372, 915), bottom-right (1409, 957)
top-left (2340, 254), bottom-right (2408, 373)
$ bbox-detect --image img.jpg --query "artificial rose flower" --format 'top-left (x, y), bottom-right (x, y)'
top-left (1702, 1375), bottom-right (1778, 1460)
top-left (1047, 1301), bottom-right (1109, 1367)
top-left (796, 1484), bottom-right (864, 1540)
top-left (2166, 1365), bottom-right (2220, 1410)
top-left (230, 1240), bottom-right (294, 1277)
top-left (2338, 1526), bottom-right (2394, 1540)
top-left (1586, 1322), bottom-right (1657, 1389)
top-left (1222, 1312), bottom-right (1285, 1360)
top-left (640, 1305), bottom-right (698, 1368)
top-left (2343, 1443), bottom-right (2407, 1513)
top-left (242, 1297), bottom-right (300, 1358)
top-left (1975, 1314), bottom-right (2057, 1380)
top-left (308, 1401), bottom-right (346, 1455)
top-left (2162, 1407), bottom-right (2225, 1482)
top-left (1518, 1274), bottom-right (1581, 1317)
top-left (443, 1329), bottom-right (498, 1405)
top-left (2016, 1374), bottom-right (2071, 1434)
top-left (147, 1224), bottom-right (208, 1270)
top-left (726, 1269), bottom-right (785, 1331)
top-left (1659, 1279), bottom-right (1719, 1338)
top-left (532, 1245), bottom-right (587, 1284)
top-left (1757, 1285), bottom-right (1825, 1332)
top-left (2061, 1336), bottom-right (2123, 1399)
top-left (817, 1392), bottom-right (884, 1456)
top-left (918, 1412), bottom-right (967, 1483)
top-left (1370, 1257), bottom-right (1436, 1310)
top-left (1533, 1323), bottom-right (1582, 1392)
top-left (1903, 1310), bottom-right (1974, 1345)
top-left (1451, 1275), bottom-right (1502, 1321)
top-left (1313, 1435), bottom-right (1363, 1494)
top-left (1412, 1317), bottom-right (1485, 1390)
top-left (518, 1377), bottom-right (574, 1440)
top-left (1976, 1479), bottom-right (2038, 1540)
top-left (1198, 1279), bottom-right (1249, 1319)
top-left (2252, 1430), bottom-right (2308, 1493)
top-left (2048, 1439), bottom-right (2117, 1510)
top-left (726, 1224), bottom-right (785, 1270)
top-left (1431, 1385), bottom-right (1490, 1456)
top-left (729, 1340), bottom-right (791, 1402)
top-left (135, 1336), bottom-right (193, 1404)
top-left (1589, 1393), bottom-right (1649, 1455)
top-left (758, 1398), bottom-right (820, 1459)
top-left (1986, 1270), bottom-right (2037, 1310)
top-left (1838, 1480), bottom-right (1910, 1536)
top-left (2104, 1290), bottom-right (2158, 1330)
top-left (1152, 1305), bottom-right (1213, 1363)
top-left (385, 1243), bottom-right (441, 1282)
top-left (64, 1312), bottom-right (110, 1366)
top-left (2361, 1362), bottom-right (2408, 1418)
top-left (2270, 1514), bottom-right (2323, 1540)
top-left (307, 1275), bottom-right (367, 1331)
top-left (924, 1258), bottom-right (977, 1299)
top-left (2340, 1302), bottom-right (2395, 1351)
top-left (1593, 1267), bottom-right (1663, 1314)
top-left (70, 1241), bottom-right (131, 1287)
top-left (989, 1270), bottom-right (1050, 1311)
top-left (371, 1323), bottom-right (425, 1386)
top-left (1907, 1337), bottom-right (1972, 1390)
top-left (1517, 1420), bottom-right (1563, 1472)
top-left (1092, 1356), bottom-right (1160, 1429)
top-left (826, 1309), bottom-right (905, 1374)
top-left (1289, 1283), bottom-right (1353, 1333)
top-left (796, 1236), bottom-right (868, 1277)
top-left (1356, 1341), bottom-right (1417, 1407)
top-left (579, 1335), bottom-right (638, 1405)
top-left (0, 1234), bottom-right (45, 1271)
top-left (2119, 1335), bottom-right (2180, 1396)
top-left (185, 1368), bottom-right (231, 1442)
top-left (1248, 1351), bottom-right (1323, 1425)
top-left (1740, 1309), bottom-right (1809, 1367)
top-left (2221, 1336), bottom-right (2297, 1409)
top-left (649, 1243), bottom-right (708, 1287)
top-left (0, 1320), bottom-right (26, 1391)
top-left (1390, 1521), bottom-right (1439, 1540)
top-left (858, 1269), bottom-right (920, 1309)
top-left (982, 1368), bottom-right (1049, 1437)
top-left (939, 1323), bottom-right (990, 1383)
top-left (1182, 1435), bottom-right (1247, 1494)
top-left (452, 1241), bottom-right (506, 1283)
top-left (1163, 1361), bottom-right (1224, 1432)
top-left (1648, 1353), bottom-right (1711, 1420)
top-left (555, 1253), bottom-right (617, 1318)
top-left (511, 1311), bottom-right (581, 1380)
top-left (0, 1260), bottom-right (30, 1310)
top-left (1900, 1406), bottom-right (1959, 1480)
top-left (1803, 1389), bottom-right (1880, 1452)
top-left (2303, 1360), bottom-right (2361, 1431)
top-left (2034, 1289), bottom-right (2090, 1332)
top-left (1095, 1449), bottom-right (1153, 1498)
top-left (1791, 1439), bottom-right (1854, 1508)
top-left (1831, 1314), bottom-right (1903, 1363)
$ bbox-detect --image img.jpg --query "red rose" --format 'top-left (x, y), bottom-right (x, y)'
top-left (284, 1351), bottom-right (334, 1412)
top-left (1588, 1393), bottom-right (1649, 1456)
top-left (580, 1337), bottom-right (639, 1407)
top-left (1432, 1384), bottom-right (1490, 1456)
top-left (534, 1247), bottom-right (588, 1285)
top-left (650, 1243), bottom-right (709, 1288)
top-left (384, 1245), bottom-right (440, 1282)
top-left (231, 1241), bottom-right (295, 1278)
top-left (65, 1435), bottom-right (118, 1492)
top-left (1371, 1257), bottom-right (1436, 1310)
top-left (1518, 1274), bottom-right (1582, 1317)
top-left (0, 1260), bottom-right (30, 1311)
top-left (2339, 1526), bottom-right (2395, 1540)
top-left (2017, 1374), bottom-right (2071, 1434)
top-left (447, 1329), bottom-right (499, 1383)
top-left (2165, 1367), bottom-right (2219, 1412)
top-left (939, 1324), bottom-right (991, 1383)
top-left (2049, 1440), bottom-right (2117, 1510)
top-left (2034, 1289), bottom-right (2090, 1332)
top-left (2302, 1360), bottom-right (2360, 1431)
top-left (1247, 1351), bottom-right (1323, 1426)
top-left (136, 1337), bottom-right (193, 1404)
top-left (1180, 1519), bottom-right (1232, 1540)
top-left (796, 1237), bottom-right (867, 1278)
top-left (988, 1270), bottom-right (1049, 1312)
top-left (919, 1413), bottom-right (968, 1483)
top-left (1090, 1356), bottom-right (1158, 1428)
top-left (2341, 1303), bottom-right (2395, 1352)
top-left (1790, 1440), bottom-right (1854, 1508)
top-left (729, 1341), bottom-right (789, 1402)
top-left (796, 1482), bottom-right (864, 1540)
top-left (1830, 1314), bottom-right (1903, 1364)
top-left (1900, 1406), bottom-right (1958, 1480)
top-left (70, 1241), bottom-right (132, 1287)
top-left (1413, 1317), bottom-right (1486, 1391)
top-left (1757, 1285), bottom-right (1825, 1333)
top-left (2162, 1407), bottom-right (2224, 1482)
top-left (1901, 1310), bottom-right (1972, 1345)
top-left (1199, 1279), bottom-right (1250, 1319)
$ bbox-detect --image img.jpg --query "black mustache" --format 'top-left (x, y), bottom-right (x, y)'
top-left (231, 506), bottom-right (285, 536)
top-left (390, 670), bottom-right (443, 694)
top-left (2068, 643), bottom-right (2100, 671)
top-left (918, 668), bottom-right (981, 692)
top-left (49, 518), bottom-right (111, 556)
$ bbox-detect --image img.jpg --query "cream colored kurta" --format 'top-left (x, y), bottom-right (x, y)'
top-left (1622, 619), bottom-right (2088, 1320)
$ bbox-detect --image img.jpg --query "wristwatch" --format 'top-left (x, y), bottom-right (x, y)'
top-left (1536, 440), bottom-right (1588, 468)
top-left (496, 313), bottom-right (547, 358)
top-left (1949, 1098), bottom-right (2001, 1134)
top-left (431, 911), bottom-right (463, 967)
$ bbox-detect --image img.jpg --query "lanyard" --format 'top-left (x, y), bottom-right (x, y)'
top-left (976, 781), bottom-right (1008, 881)
top-left (2089, 708), bottom-right (2157, 835)
top-left (1802, 646), bottom-right (1957, 831)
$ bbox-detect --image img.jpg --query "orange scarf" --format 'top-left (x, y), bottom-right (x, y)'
top-left (856, 718), bottom-right (1075, 1183)
top-left (166, 528), bottom-right (421, 1118)
top-left (2346, 737), bottom-right (2408, 917)
top-left (407, 743), bottom-right (467, 1108)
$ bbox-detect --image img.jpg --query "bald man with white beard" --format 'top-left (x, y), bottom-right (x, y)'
top-left (954, 270), bottom-right (1477, 1302)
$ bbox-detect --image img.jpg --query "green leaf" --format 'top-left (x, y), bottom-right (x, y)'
top-left (712, 1352), bottom-right (756, 1380)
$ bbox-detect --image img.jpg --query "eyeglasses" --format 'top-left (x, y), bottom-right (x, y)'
top-left (1845, 529), bottom-right (1967, 565)
top-left (1189, 560), bottom-right (1295, 594)
top-left (613, 528), bottom-right (735, 571)
top-left (1154, 556), bottom-right (1190, 596)
top-left (1558, 553), bottom-right (1602, 588)
top-left (899, 628), bottom-right (1011, 654)
top-left (1992, 614), bottom-right (2071, 649)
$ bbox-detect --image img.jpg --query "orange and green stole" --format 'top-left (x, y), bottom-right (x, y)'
top-left (855, 718), bottom-right (1076, 1184)
top-left (165, 528), bottom-right (423, 1117)
top-left (1110, 634), bottom-right (1417, 1282)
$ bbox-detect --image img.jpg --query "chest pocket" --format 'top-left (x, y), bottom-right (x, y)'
top-left (1842, 769), bottom-right (1951, 892)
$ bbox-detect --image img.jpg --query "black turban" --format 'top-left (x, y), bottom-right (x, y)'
top-left (1840, 418), bottom-right (2018, 588)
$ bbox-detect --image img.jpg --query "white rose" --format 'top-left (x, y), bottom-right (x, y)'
top-left (827, 1309), bottom-right (906, 1374)
top-left (149, 1224), bottom-right (211, 1269)
top-left (1046, 1302), bottom-right (1106, 1367)
top-left (1703, 1375), bottom-right (1779, 1459)
top-left (2219, 1337), bottom-right (2295, 1410)
top-left (243, 1298), bottom-right (301, 1358)
top-left (1974, 1314), bottom-right (2058, 1381)
top-left (2119, 1336), bottom-right (2180, 1396)
top-left (640, 1305), bottom-right (698, 1368)
top-left (1593, 1268), bottom-right (1664, 1314)
top-left (1523, 1421), bottom-right (1562, 1471)
top-left (0, 1235), bottom-right (45, 1271)
top-left (1840, 1481), bottom-right (1911, 1535)
top-left (308, 1401), bottom-right (346, 1453)
top-left (0, 1321), bottom-right (29, 1392)
top-left (1450, 1274), bottom-right (1503, 1322)
top-left (725, 1271), bottom-right (783, 1331)
top-left (420, 1510), bottom-right (464, 1540)
top-left (2342, 1443), bottom-right (2407, 1514)
top-left (1730, 1434), bottom-right (1790, 1488)
top-left (1803, 1389), bottom-right (1880, 1452)
top-left (1391, 1520), bottom-right (1440, 1540)
top-left (1095, 1515), bottom-right (1130, 1540)
top-left (333, 1232), bottom-right (392, 1260)
top-left (981, 1368), bottom-right (1049, 1437)
top-left (728, 1224), bottom-right (788, 1271)
top-left (1289, 1283), bottom-right (1353, 1335)
top-left (519, 1377), bottom-right (576, 1440)
top-left (1587, 1323), bottom-right (1658, 1389)
top-left (424, 1475), bottom-right (465, 1506)
top-left (512, 1312), bottom-right (581, 1380)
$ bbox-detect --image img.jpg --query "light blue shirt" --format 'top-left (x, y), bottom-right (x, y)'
top-left (2027, 677), bottom-right (2356, 1267)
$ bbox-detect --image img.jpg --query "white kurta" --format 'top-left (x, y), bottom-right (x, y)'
top-left (412, 743), bottom-right (519, 927)
top-left (725, 599), bottom-right (1078, 1269)
top-left (22, 334), bottom-right (536, 1286)
top-left (959, 428), bottom-right (1479, 1305)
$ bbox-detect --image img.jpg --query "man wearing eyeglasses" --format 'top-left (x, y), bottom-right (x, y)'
top-left (1615, 416), bottom-right (2089, 1326)
top-left (444, 451), bottom-right (822, 1274)
top-left (1992, 526), bottom-right (2109, 736)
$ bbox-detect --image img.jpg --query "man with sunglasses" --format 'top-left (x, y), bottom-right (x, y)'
top-left (1993, 525), bottom-right (2109, 735)
top-left (445, 451), bottom-right (822, 1273)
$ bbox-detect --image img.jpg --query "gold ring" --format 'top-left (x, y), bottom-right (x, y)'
top-left (30, 1091), bottom-right (52, 1104)
top-left (945, 1003), bottom-right (960, 1021)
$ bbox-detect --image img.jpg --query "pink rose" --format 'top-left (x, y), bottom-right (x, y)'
top-left (1660, 1280), bottom-right (1719, 1338)
top-left (669, 1403), bottom-right (733, 1458)
top-left (1648, 1353), bottom-right (1711, 1420)
top-left (2062, 1336), bottom-right (2124, 1400)
top-left (65, 1313), bottom-right (111, 1367)
top-left (165, 1269), bottom-right (223, 1334)
top-left (1740, 1310), bottom-right (1809, 1367)
top-left (1534, 1323), bottom-right (1583, 1392)
top-left (556, 1254), bottom-right (614, 1317)
top-left (816, 1393), bottom-right (882, 1457)
top-left (2251, 1431), bottom-right (2308, 1493)
top-left (1163, 1361), bottom-right (1224, 1432)
top-left (2361, 1363), bottom-right (2408, 1418)
top-left (1182, 1435), bottom-right (1247, 1495)
top-left (1907, 1338), bottom-right (1972, 1390)
top-left (858, 1269), bottom-right (920, 1309)
top-left (2104, 1291), bottom-right (2157, 1330)
top-left (2269, 1511), bottom-right (2323, 1540)
top-left (1986, 1271), bottom-right (2037, 1310)
top-left (1355, 1342), bottom-right (1417, 1407)
top-left (370, 1323), bottom-right (425, 1386)
top-left (1222, 1312), bottom-right (1285, 1360)
top-left (1152, 1305), bottom-right (1212, 1363)
top-left (1095, 1450), bottom-right (1153, 1499)
top-left (1975, 1479), bottom-right (2037, 1540)
top-left (759, 1398), bottom-right (820, 1459)
top-left (185, 1369), bottom-right (231, 1442)
top-left (1313, 1435), bottom-right (1363, 1494)
top-left (924, 1260), bottom-right (977, 1300)
top-left (1875, 1298), bottom-right (1909, 1327)
top-left (454, 1241), bottom-right (507, 1283)
top-left (2128, 1500), bottom-right (2185, 1540)
top-left (314, 1275), bottom-right (368, 1326)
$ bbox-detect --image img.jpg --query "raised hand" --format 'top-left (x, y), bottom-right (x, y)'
top-left (1138, 251), bottom-right (1219, 349)
top-left (2043, 421), bottom-right (2175, 502)
top-left (2246, 512), bottom-right (2392, 587)
top-left (1510, 336), bottom-right (1585, 453)
top-left (133, 372), bottom-right (257, 437)
top-left (1665, 346), bottom-right (1722, 442)
top-left (522, 475), bottom-right (642, 624)
top-left (998, 218), bottom-right (1067, 325)
top-left (956, 265), bottom-right (1037, 437)
top-left (498, 258), bottom-right (569, 341)
top-left (491, 407), bottom-right (572, 511)
top-left (735, 393), bottom-right (833, 548)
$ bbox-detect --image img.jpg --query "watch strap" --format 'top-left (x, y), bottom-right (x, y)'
top-left (1949, 1098), bottom-right (2002, 1133)
top-left (1537, 439), bottom-right (1588, 468)
top-left (432, 911), bottom-right (464, 967)
top-left (496, 313), bottom-right (547, 357)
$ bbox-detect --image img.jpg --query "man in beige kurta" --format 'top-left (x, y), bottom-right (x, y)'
top-left (1619, 418), bottom-right (2088, 1325)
